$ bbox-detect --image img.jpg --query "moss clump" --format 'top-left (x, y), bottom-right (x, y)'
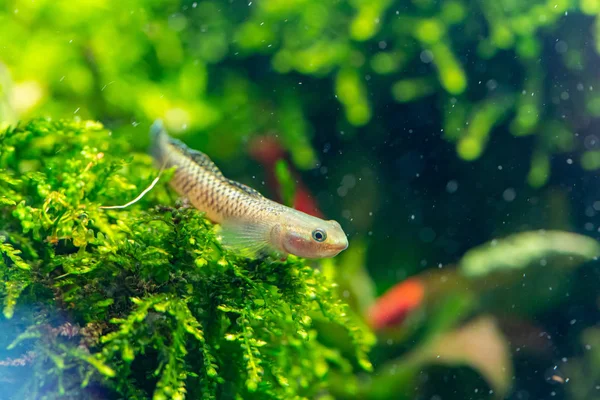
top-left (0, 118), bottom-right (373, 399)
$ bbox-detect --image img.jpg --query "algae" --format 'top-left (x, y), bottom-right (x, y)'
top-left (0, 118), bottom-right (373, 399)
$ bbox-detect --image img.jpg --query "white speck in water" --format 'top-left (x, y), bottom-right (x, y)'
top-left (420, 50), bottom-right (434, 63)
top-left (446, 180), bottom-right (458, 193)
top-left (566, 158), bottom-right (573, 164)
top-left (74, 107), bottom-right (80, 114)
top-left (101, 81), bottom-right (115, 91)
top-left (486, 79), bottom-right (498, 91)
top-left (555, 41), bottom-right (568, 54)
top-left (503, 188), bottom-right (516, 202)
top-left (192, 2), bottom-right (197, 7)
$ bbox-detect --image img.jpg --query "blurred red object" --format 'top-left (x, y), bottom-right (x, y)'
top-left (367, 278), bottom-right (425, 330)
top-left (249, 135), bottom-right (323, 218)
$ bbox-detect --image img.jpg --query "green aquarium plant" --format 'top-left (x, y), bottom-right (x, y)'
top-left (3, 0), bottom-right (600, 184)
top-left (0, 118), bottom-right (374, 399)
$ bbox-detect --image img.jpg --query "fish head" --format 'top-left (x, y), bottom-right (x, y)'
top-left (277, 215), bottom-right (348, 258)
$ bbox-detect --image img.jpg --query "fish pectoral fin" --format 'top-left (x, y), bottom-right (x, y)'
top-left (219, 220), bottom-right (274, 258)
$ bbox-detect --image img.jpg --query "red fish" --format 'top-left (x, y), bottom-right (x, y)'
top-left (367, 278), bottom-right (425, 330)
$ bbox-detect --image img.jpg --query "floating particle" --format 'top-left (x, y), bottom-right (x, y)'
top-left (446, 180), bottom-right (458, 193)
top-left (503, 188), bottom-right (516, 202)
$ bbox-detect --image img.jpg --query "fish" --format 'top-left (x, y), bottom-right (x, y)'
top-left (150, 120), bottom-right (349, 259)
top-left (367, 277), bottom-right (425, 330)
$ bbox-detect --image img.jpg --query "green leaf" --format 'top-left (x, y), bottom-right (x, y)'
top-left (274, 159), bottom-right (296, 207)
top-left (459, 230), bottom-right (600, 278)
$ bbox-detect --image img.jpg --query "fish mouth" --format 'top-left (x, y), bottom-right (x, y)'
top-left (328, 240), bottom-right (349, 256)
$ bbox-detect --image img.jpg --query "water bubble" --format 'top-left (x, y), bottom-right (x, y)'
top-left (584, 135), bottom-right (599, 150)
top-left (555, 41), bottom-right (568, 53)
top-left (420, 50), bottom-right (434, 63)
top-left (341, 174), bottom-right (357, 189)
top-left (419, 227), bottom-right (436, 243)
top-left (446, 180), bottom-right (458, 193)
top-left (503, 188), bottom-right (516, 202)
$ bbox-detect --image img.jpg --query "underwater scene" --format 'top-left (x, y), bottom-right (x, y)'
top-left (1, 0), bottom-right (600, 399)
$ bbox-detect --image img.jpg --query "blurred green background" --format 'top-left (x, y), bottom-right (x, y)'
top-left (2, 0), bottom-right (600, 399)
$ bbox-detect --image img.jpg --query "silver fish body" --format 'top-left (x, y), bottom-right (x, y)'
top-left (150, 121), bottom-right (348, 258)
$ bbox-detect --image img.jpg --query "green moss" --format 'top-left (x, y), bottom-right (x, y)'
top-left (0, 119), bottom-right (373, 399)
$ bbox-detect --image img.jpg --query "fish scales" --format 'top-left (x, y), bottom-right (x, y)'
top-left (156, 136), bottom-right (271, 222)
top-left (150, 120), bottom-right (348, 259)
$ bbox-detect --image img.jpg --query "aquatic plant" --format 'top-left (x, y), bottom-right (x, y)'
top-left (0, 118), bottom-right (373, 399)
top-left (2, 0), bottom-right (600, 184)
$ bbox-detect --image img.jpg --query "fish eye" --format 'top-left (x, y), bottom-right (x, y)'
top-left (311, 229), bottom-right (327, 242)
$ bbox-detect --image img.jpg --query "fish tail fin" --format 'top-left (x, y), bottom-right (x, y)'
top-left (149, 119), bottom-right (168, 166)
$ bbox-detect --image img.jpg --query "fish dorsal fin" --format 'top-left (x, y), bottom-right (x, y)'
top-left (167, 132), bottom-right (264, 199)
top-left (188, 149), bottom-right (224, 177)
top-left (168, 137), bottom-right (224, 177)
top-left (226, 179), bottom-right (264, 198)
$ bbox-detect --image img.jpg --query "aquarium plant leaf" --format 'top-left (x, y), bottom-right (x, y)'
top-left (459, 230), bottom-right (600, 278)
top-left (418, 316), bottom-right (513, 398)
top-left (0, 118), bottom-right (373, 399)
